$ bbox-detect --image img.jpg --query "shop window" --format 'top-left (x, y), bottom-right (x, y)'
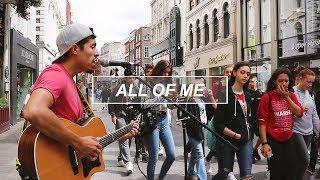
top-left (213, 9), bottom-right (219, 42)
top-left (196, 20), bottom-right (200, 48)
top-left (189, 24), bottom-right (193, 50)
top-left (295, 22), bottom-right (304, 52)
top-left (204, 15), bottom-right (209, 45)
top-left (297, 0), bottom-right (302, 7)
top-left (223, 3), bottom-right (230, 38)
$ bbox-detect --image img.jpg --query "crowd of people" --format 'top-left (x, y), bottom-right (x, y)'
top-left (20, 23), bottom-right (320, 180)
top-left (102, 59), bottom-right (320, 180)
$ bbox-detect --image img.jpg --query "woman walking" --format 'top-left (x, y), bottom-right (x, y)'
top-left (259, 67), bottom-right (304, 180)
top-left (213, 62), bottom-right (253, 180)
top-left (143, 60), bottom-right (176, 180)
top-left (292, 67), bottom-right (320, 179)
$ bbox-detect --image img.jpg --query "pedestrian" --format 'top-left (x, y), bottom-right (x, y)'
top-left (247, 75), bottom-right (263, 163)
top-left (292, 67), bottom-right (320, 180)
top-left (213, 62), bottom-right (253, 180)
top-left (134, 64), bottom-right (154, 163)
top-left (142, 60), bottom-right (176, 180)
top-left (108, 68), bottom-right (136, 175)
top-left (183, 81), bottom-right (208, 180)
top-left (259, 67), bottom-right (304, 180)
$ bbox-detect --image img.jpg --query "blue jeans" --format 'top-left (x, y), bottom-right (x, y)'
top-left (143, 115), bottom-right (176, 180)
top-left (187, 136), bottom-right (207, 180)
top-left (213, 139), bottom-right (253, 179)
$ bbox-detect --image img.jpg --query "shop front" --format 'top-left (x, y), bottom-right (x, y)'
top-left (277, 0), bottom-right (320, 72)
top-left (10, 29), bottom-right (39, 124)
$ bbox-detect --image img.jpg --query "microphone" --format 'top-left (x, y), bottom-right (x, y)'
top-left (99, 60), bottom-right (139, 68)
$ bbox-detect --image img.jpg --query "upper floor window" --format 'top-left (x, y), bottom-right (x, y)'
top-left (213, 9), bottom-right (219, 42)
top-left (223, 3), bottom-right (230, 38)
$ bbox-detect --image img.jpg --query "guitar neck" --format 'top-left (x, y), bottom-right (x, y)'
top-left (99, 123), bottom-right (133, 148)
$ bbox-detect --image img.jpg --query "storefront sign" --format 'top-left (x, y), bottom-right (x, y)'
top-left (194, 57), bottom-right (200, 69)
top-left (310, 59), bottom-right (320, 68)
top-left (208, 53), bottom-right (230, 65)
top-left (292, 39), bottom-right (320, 51)
top-left (21, 48), bottom-right (35, 64)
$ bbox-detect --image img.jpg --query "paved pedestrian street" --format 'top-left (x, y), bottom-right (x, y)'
top-left (1, 108), bottom-right (319, 180)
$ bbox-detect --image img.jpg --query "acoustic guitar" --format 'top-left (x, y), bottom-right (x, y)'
top-left (18, 116), bottom-right (136, 180)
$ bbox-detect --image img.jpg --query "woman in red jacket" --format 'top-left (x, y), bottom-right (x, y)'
top-left (258, 67), bottom-right (303, 180)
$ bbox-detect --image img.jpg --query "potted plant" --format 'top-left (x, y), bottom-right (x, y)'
top-left (0, 97), bottom-right (9, 133)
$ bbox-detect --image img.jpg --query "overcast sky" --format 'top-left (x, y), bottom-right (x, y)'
top-left (69, 0), bottom-right (151, 50)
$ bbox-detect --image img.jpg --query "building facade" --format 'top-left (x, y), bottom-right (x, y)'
top-left (184, 0), bottom-right (237, 78)
top-left (150, 0), bottom-right (170, 64)
top-left (135, 26), bottom-right (152, 73)
top-left (150, 0), bottom-right (187, 76)
top-left (35, 0), bottom-right (70, 73)
top-left (100, 42), bottom-right (125, 76)
top-left (239, 0), bottom-right (320, 91)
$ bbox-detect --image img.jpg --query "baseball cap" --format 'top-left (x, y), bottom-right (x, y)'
top-left (53, 23), bottom-right (95, 63)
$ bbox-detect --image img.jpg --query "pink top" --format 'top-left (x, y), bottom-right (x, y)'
top-left (32, 64), bottom-right (84, 123)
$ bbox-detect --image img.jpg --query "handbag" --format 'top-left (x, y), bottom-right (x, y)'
top-left (138, 109), bottom-right (157, 136)
top-left (206, 117), bottom-right (217, 150)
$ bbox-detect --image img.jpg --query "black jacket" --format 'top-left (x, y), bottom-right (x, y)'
top-left (247, 89), bottom-right (262, 129)
top-left (215, 86), bottom-right (252, 147)
top-left (180, 98), bottom-right (204, 141)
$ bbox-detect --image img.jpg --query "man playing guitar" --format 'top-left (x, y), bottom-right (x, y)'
top-left (21, 23), bottom-right (139, 163)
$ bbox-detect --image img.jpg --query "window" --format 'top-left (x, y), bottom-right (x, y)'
top-left (196, 20), bottom-right (201, 48)
top-left (190, 0), bottom-right (195, 10)
top-left (247, 0), bottom-right (256, 46)
top-left (213, 9), bottom-right (219, 42)
top-left (204, 15), bottom-right (209, 45)
top-left (36, 18), bottom-right (40, 23)
top-left (278, 0), bottom-right (305, 39)
top-left (36, 10), bottom-right (41, 15)
top-left (144, 47), bottom-right (149, 58)
top-left (223, 3), bottom-right (230, 38)
top-left (36, 26), bottom-right (40, 31)
top-left (144, 34), bottom-right (150, 40)
top-left (261, 0), bottom-right (271, 43)
top-left (36, 35), bottom-right (40, 41)
top-left (189, 24), bottom-right (193, 50)
top-left (295, 22), bottom-right (304, 52)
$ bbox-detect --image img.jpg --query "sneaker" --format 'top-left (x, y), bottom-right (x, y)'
top-left (141, 155), bottom-right (149, 163)
top-left (158, 147), bottom-right (164, 156)
top-left (265, 170), bottom-right (270, 180)
top-left (253, 149), bottom-right (261, 161)
top-left (125, 162), bottom-right (133, 175)
top-left (227, 172), bottom-right (237, 180)
top-left (117, 159), bottom-right (125, 167)
top-left (205, 162), bottom-right (214, 175)
top-left (306, 169), bottom-right (315, 175)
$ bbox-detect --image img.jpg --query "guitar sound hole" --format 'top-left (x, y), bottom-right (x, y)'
top-left (81, 157), bottom-right (101, 178)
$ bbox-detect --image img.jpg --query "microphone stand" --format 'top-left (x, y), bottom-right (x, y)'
top-left (134, 76), bottom-right (239, 151)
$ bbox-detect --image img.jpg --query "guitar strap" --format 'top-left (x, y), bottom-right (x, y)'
top-left (76, 86), bottom-right (95, 125)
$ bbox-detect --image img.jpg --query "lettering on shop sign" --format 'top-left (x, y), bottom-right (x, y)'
top-left (208, 53), bottom-right (230, 65)
top-left (194, 57), bottom-right (200, 68)
top-left (292, 39), bottom-right (320, 51)
top-left (21, 49), bottom-right (35, 64)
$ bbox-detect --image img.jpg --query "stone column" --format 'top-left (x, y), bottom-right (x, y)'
top-left (218, 12), bottom-right (224, 40)
top-left (200, 23), bottom-right (206, 47)
top-left (208, 18), bottom-right (214, 44)
top-left (193, 27), bottom-right (197, 49)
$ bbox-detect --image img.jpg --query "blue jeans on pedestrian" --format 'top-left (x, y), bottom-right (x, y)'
top-left (143, 115), bottom-right (176, 180)
top-left (213, 139), bottom-right (253, 180)
top-left (187, 136), bottom-right (207, 180)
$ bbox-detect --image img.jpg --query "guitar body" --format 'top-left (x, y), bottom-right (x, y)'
top-left (18, 117), bottom-right (108, 180)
